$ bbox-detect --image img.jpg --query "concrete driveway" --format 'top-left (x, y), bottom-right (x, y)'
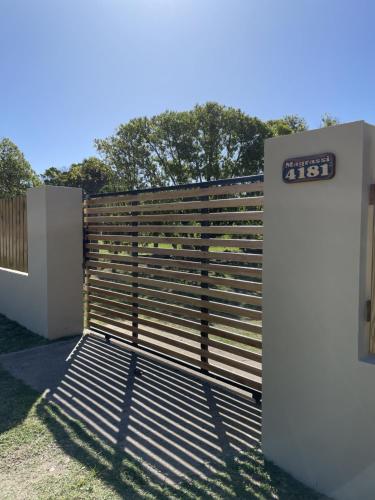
top-left (0, 334), bottom-right (261, 485)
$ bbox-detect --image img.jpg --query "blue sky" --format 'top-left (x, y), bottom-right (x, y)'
top-left (1, 0), bottom-right (375, 173)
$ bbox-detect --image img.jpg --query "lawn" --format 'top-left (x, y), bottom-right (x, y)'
top-left (0, 314), bottom-right (50, 354)
top-left (0, 314), bottom-right (329, 499)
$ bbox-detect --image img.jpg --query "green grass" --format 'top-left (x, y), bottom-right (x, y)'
top-left (0, 313), bottom-right (50, 354)
top-left (0, 314), bottom-right (330, 499)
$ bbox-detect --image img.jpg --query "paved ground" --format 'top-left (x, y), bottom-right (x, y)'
top-left (0, 338), bottom-right (79, 393)
top-left (0, 334), bottom-right (261, 485)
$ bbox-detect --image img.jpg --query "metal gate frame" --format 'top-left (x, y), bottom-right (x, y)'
top-left (83, 175), bottom-right (263, 400)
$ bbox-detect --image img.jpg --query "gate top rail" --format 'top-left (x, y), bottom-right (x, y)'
top-left (86, 174), bottom-right (264, 200)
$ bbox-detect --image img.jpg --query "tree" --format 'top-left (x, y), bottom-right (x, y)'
top-left (95, 103), bottom-right (272, 190)
top-left (0, 138), bottom-right (40, 197)
top-left (282, 115), bottom-right (308, 133)
top-left (41, 157), bottom-right (112, 195)
top-left (41, 166), bottom-right (68, 186)
top-left (320, 113), bottom-right (340, 128)
top-left (65, 157), bottom-right (113, 194)
top-left (267, 115), bottom-right (308, 136)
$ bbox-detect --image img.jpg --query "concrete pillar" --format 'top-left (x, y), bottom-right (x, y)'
top-left (0, 185), bottom-right (83, 339)
top-left (262, 121), bottom-right (375, 500)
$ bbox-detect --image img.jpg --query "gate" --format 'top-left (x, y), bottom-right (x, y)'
top-left (83, 175), bottom-right (263, 398)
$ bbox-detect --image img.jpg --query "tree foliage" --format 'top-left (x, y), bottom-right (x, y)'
top-left (42, 157), bottom-right (112, 195)
top-left (282, 115), bottom-right (308, 133)
top-left (1, 104), bottom-right (341, 198)
top-left (267, 115), bottom-right (308, 136)
top-left (320, 113), bottom-right (340, 128)
top-left (0, 138), bottom-right (40, 197)
top-left (95, 103), bottom-right (272, 190)
top-left (41, 166), bottom-right (66, 186)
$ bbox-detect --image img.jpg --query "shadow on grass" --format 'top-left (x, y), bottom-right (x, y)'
top-left (0, 314), bottom-right (50, 434)
top-left (0, 366), bottom-right (40, 435)
top-left (0, 313), bottom-right (50, 355)
top-left (34, 335), bottom-right (327, 499)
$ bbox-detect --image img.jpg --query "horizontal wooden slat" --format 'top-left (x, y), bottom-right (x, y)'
top-left (88, 319), bottom-right (262, 378)
top-left (88, 308), bottom-right (261, 361)
top-left (89, 305), bottom-right (201, 343)
top-left (205, 349), bottom-right (261, 374)
top-left (86, 224), bottom-right (263, 235)
top-left (207, 326), bottom-right (261, 348)
top-left (88, 302), bottom-right (261, 347)
top-left (86, 260), bottom-right (262, 292)
top-left (88, 278), bottom-right (262, 320)
top-left (89, 301), bottom-right (134, 318)
top-left (87, 332), bottom-right (262, 395)
top-left (87, 182), bottom-right (264, 206)
top-left (86, 244), bottom-right (262, 263)
top-left (89, 301), bottom-right (205, 335)
top-left (86, 234), bottom-right (263, 249)
top-left (89, 325), bottom-right (262, 391)
top-left (87, 269), bottom-right (262, 306)
top-left (204, 360), bottom-right (262, 390)
top-left (206, 338), bottom-right (260, 361)
top-left (88, 311), bottom-right (261, 363)
top-left (88, 292), bottom-right (262, 341)
top-left (86, 253), bottom-right (262, 278)
top-left (85, 211), bottom-right (263, 224)
top-left (85, 196), bottom-right (264, 214)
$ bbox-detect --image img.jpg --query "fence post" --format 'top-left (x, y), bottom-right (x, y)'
top-left (35, 186), bottom-right (83, 339)
top-left (262, 121), bottom-right (375, 500)
top-left (0, 186), bottom-right (83, 339)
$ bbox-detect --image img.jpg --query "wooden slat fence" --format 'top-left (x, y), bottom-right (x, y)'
top-left (84, 176), bottom-right (263, 394)
top-left (0, 196), bottom-right (28, 272)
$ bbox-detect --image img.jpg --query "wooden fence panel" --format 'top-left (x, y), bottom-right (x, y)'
top-left (84, 177), bottom-right (263, 394)
top-left (0, 196), bottom-right (28, 272)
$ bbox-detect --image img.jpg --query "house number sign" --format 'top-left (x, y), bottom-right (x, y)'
top-left (282, 153), bottom-right (335, 183)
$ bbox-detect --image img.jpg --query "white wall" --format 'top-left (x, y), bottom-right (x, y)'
top-left (0, 186), bottom-right (83, 339)
top-left (262, 121), bottom-right (375, 500)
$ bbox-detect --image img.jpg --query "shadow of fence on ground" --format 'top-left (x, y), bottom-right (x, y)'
top-left (0, 365), bottom-right (40, 435)
top-left (36, 334), bottom-right (267, 497)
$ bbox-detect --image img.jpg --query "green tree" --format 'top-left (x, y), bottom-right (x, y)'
top-left (41, 157), bottom-right (112, 195)
top-left (282, 115), bottom-right (308, 132)
top-left (41, 166), bottom-right (68, 186)
top-left (267, 115), bottom-right (308, 136)
top-left (95, 102), bottom-right (272, 189)
top-left (0, 138), bottom-right (40, 197)
top-left (65, 157), bottom-right (113, 194)
top-left (320, 113), bottom-right (340, 127)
